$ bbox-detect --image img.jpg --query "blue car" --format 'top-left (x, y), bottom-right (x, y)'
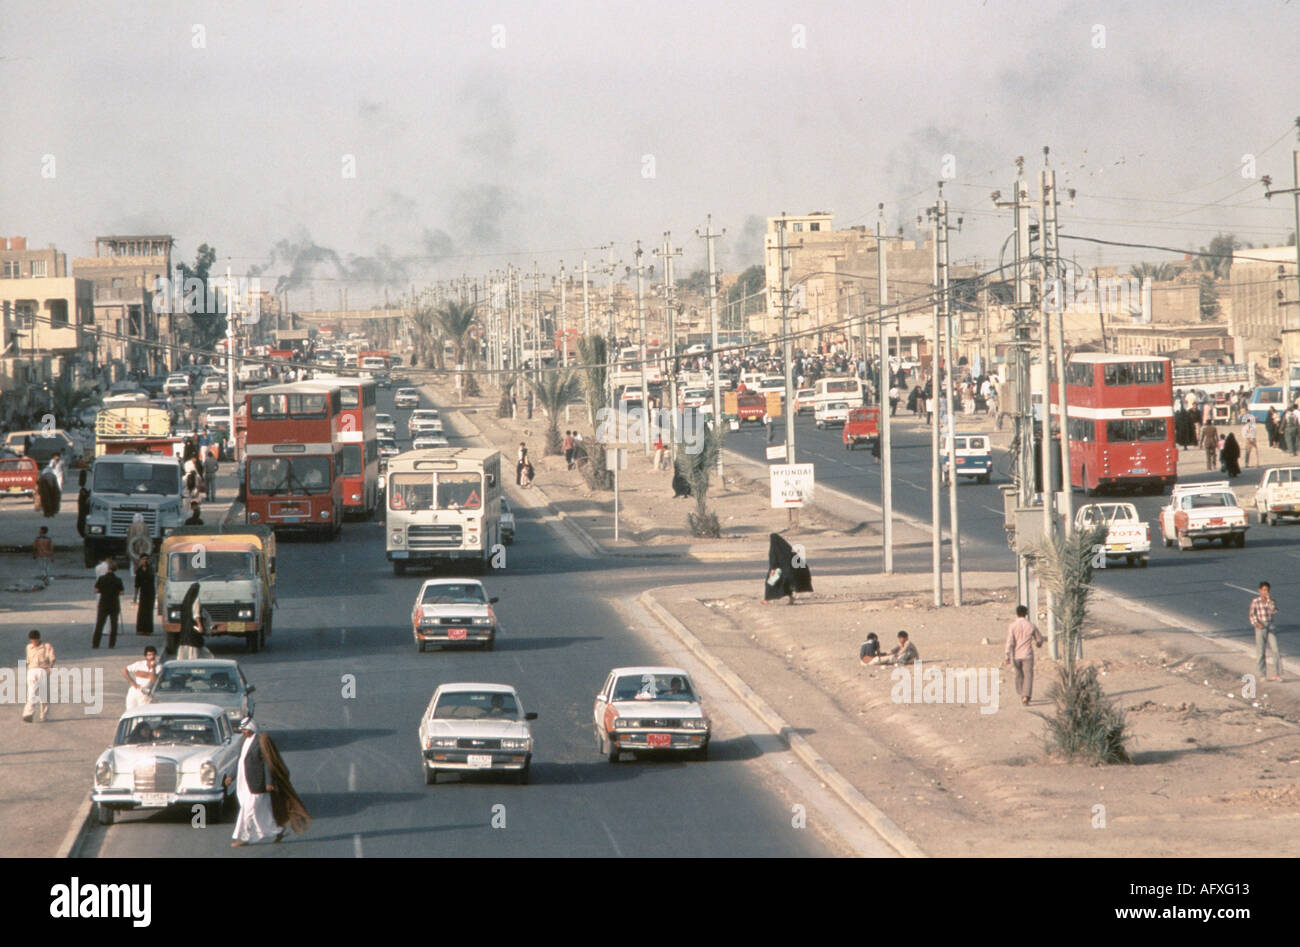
top-left (941, 434), bottom-right (993, 485)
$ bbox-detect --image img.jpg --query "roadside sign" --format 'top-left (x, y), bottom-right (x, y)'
top-left (769, 463), bottom-right (814, 508)
top-left (765, 444), bottom-right (787, 461)
top-left (605, 447), bottom-right (628, 471)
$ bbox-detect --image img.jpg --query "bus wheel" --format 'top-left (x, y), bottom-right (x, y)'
top-left (245, 629), bottom-right (259, 653)
top-left (393, 560), bottom-right (407, 577)
top-left (1082, 468), bottom-right (1097, 498)
top-left (83, 541), bottom-right (99, 569)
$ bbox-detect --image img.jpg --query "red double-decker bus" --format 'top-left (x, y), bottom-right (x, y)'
top-left (243, 383), bottom-right (343, 539)
top-left (1055, 353), bottom-right (1175, 495)
top-left (318, 377), bottom-right (378, 518)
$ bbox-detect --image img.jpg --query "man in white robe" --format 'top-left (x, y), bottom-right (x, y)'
top-left (231, 717), bottom-right (281, 846)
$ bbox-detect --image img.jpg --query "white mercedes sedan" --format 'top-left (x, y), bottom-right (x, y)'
top-left (419, 683), bottom-right (537, 785)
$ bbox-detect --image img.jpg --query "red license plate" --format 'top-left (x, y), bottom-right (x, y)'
top-left (647, 733), bottom-right (671, 748)
top-left (1209, 518), bottom-right (1224, 526)
top-left (447, 627), bottom-right (467, 640)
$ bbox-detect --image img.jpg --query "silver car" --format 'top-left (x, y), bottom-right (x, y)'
top-left (148, 659), bottom-right (255, 725)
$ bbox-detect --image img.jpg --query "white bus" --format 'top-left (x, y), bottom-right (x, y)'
top-left (813, 375), bottom-right (865, 408)
top-left (385, 447), bottom-right (503, 575)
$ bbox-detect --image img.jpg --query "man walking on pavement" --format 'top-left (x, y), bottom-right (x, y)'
top-left (1200, 419), bottom-right (1219, 471)
top-left (1242, 414), bottom-right (1259, 469)
top-left (203, 448), bottom-right (219, 503)
top-left (1004, 604), bottom-right (1045, 705)
top-left (92, 560), bottom-right (125, 649)
top-left (763, 411), bottom-right (774, 443)
top-left (33, 526), bottom-right (54, 585)
top-left (22, 630), bottom-right (55, 722)
top-left (1249, 580), bottom-right (1284, 682)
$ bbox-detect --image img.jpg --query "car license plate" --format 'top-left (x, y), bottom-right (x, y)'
top-left (227, 622), bottom-right (246, 632)
top-left (448, 627), bottom-right (467, 640)
top-left (1108, 543), bottom-right (1126, 552)
top-left (1210, 518), bottom-right (1224, 526)
top-left (1131, 468), bottom-right (1147, 475)
top-left (647, 733), bottom-right (671, 748)
top-left (282, 516), bottom-right (301, 523)
top-left (7, 485), bottom-right (21, 492)
top-left (466, 754), bottom-right (492, 768)
top-left (138, 793), bottom-right (170, 808)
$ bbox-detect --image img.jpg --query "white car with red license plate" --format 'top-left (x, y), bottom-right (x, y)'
top-left (1074, 502), bottom-right (1150, 567)
top-left (91, 703), bottom-right (241, 825)
top-left (1252, 466), bottom-right (1300, 525)
top-left (419, 683), bottom-right (536, 784)
top-left (410, 578), bottom-right (499, 651)
top-left (394, 388), bottom-right (420, 409)
top-left (1159, 481), bottom-right (1248, 550)
top-left (593, 666), bottom-right (710, 762)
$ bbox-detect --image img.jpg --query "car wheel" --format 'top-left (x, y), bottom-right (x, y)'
top-left (246, 629), bottom-right (259, 653)
top-left (393, 560), bottom-right (406, 577)
top-left (424, 765), bottom-right (436, 786)
top-left (514, 763), bottom-right (530, 786)
top-left (1139, 557), bottom-right (1149, 568)
top-left (416, 640), bottom-right (426, 653)
top-left (95, 803), bottom-right (115, 826)
top-left (83, 541), bottom-right (99, 569)
top-left (1126, 555), bottom-right (1137, 566)
top-left (1221, 536), bottom-right (1232, 548)
top-left (979, 474), bottom-right (990, 485)
top-left (1236, 532), bottom-right (1247, 548)
top-left (605, 733), bottom-right (619, 763)
top-left (209, 790), bottom-right (228, 824)
top-left (483, 637), bottom-right (494, 652)
top-left (694, 743), bottom-right (709, 762)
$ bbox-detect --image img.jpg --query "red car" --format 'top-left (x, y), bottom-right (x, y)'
top-left (0, 456), bottom-right (40, 497)
top-left (842, 406), bottom-right (881, 450)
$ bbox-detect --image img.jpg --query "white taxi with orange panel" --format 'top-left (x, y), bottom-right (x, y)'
top-left (1158, 481), bottom-right (1248, 550)
top-left (593, 666), bottom-right (710, 762)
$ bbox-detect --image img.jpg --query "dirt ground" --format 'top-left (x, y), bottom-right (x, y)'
top-left (665, 576), bottom-right (1300, 856)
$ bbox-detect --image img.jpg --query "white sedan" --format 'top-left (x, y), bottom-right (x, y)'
top-left (1074, 502), bottom-right (1150, 567)
top-left (411, 578), bottom-right (500, 651)
top-left (393, 388), bottom-right (420, 409)
top-left (419, 683), bottom-right (537, 784)
top-left (91, 702), bottom-right (242, 825)
top-left (412, 435), bottom-right (450, 450)
top-left (593, 666), bottom-right (710, 762)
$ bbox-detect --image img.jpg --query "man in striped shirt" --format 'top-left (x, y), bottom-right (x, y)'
top-left (1249, 581), bottom-right (1283, 682)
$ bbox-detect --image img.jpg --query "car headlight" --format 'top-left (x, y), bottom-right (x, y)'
top-left (249, 512), bottom-right (260, 522)
top-left (391, 530), bottom-right (404, 545)
top-left (167, 607), bottom-right (182, 621)
top-left (350, 493), bottom-right (361, 502)
top-left (237, 608), bottom-right (254, 620)
top-left (320, 509), bottom-right (330, 519)
top-left (95, 759), bottom-right (114, 786)
top-left (199, 761), bottom-right (217, 787)
top-left (430, 737), bottom-right (456, 749)
top-left (471, 617), bottom-right (493, 626)
top-left (613, 718), bottom-right (632, 729)
top-left (89, 525), bottom-right (105, 535)
top-left (501, 738), bottom-right (531, 751)
top-left (682, 718), bottom-right (708, 730)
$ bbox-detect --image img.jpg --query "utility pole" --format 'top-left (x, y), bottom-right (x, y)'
top-left (527, 263), bottom-right (544, 386)
top-left (697, 215), bottom-right (725, 477)
top-left (632, 242), bottom-right (651, 456)
top-left (936, 187), bottom-right (963, 605)
top-left (582, 257), bottom-right (590, 337)
top-left (224, 262), bottom-right (237, 456)
top-left (922, 201), bottom-right (943, 606)
top-left (873, 205), bottom-right (902, 574)
top-left (601, 243), bottom-right (621, 422)
top-left (1263, 117), bottom-right (1300, 412)
top-left (1042, 153), bottom-right (1074, 538)
top-left (656, 232), bottom-right (683, 465)
top-left (777, 215), bottom-right (796, 467)
top-left (558, 261), bottom-right (567, 360)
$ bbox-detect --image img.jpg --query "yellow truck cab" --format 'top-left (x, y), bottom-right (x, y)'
top-left (158, 523), bottom-right (277, 652)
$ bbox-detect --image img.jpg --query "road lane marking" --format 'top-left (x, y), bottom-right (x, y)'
top-left (598, 818), bottom-right (624, 857)
top-left (343, 705), bottom-right (351, 727)
top-left (981, 505), bottom-right (1003, 515)
top-left (348, 761), bottom-right (357, 792)
top-left (1224, 583), bottom-right (1258, 595)
top-left (353, 833), bottom-right (363, 858)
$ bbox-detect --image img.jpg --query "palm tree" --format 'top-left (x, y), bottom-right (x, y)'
top-left (410, 300), bottom-right (442, 370)
top-left (48, 378), bottom-right (97, 430)
top-left (527, 370), bottom-right (581, 455)
top-left (576, 335), bottom-right (612, 489)
top-left (1031, 523), bottom-right (1131, 764)
top-left (683, 421), bottom-right (725, 537)
top-left (435, 300), bottom-right (481, 396)
top-left (1128, 262), bottom-right (1175, 282)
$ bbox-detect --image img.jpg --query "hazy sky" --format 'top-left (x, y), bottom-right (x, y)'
top-left (3, 0), bottom-right (1298, 304)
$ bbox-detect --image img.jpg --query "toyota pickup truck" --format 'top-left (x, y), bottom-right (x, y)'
top-left (1159, 481), bottom-right (1248, 550)
top-left (723, 391), bottom-right (767, 424)
top-left (1075, 501), bottom-right (1150, 567)
top-left (1252, 466), bottom-right (1300, 525)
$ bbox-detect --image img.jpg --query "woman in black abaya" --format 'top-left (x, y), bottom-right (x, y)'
top-left (763, 533), bottom-right (813, 604)
top-left (1221, 432), bottom-right (1242, 478)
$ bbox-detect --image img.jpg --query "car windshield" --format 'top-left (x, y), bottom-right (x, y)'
top-left (168, 549), bottom-right (256, 582)
top-left (433, 691), bottom-right (519, 720)
top-left (115, 715), bottom-right (219, 746)
top-left (154, 666), bottom-right (242, 695)
top-left (613, 674), bottom-right (696, 702)
top-left (93, 462), bottom-right (180, 495)
top-left (1084, 504), bottom-right (1136, 524)
top-left (1184, 493), bottom-right (1235, 509)
top-left (420, 583), bottom-right (487, 606)
top-left (247, 456), bottom-right (332, 494)
top-left (377, 415), bottom-right (393, 425)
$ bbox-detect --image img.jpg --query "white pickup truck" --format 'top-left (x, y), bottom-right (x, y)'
top-left (1252, 466), bottom-right (1300, 525)
top-left (1075, 502), bottom-right (1150, 567)
top-left (1159, 481), bottom-right (1248, 550)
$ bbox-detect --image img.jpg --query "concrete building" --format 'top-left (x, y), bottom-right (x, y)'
top-left (0, 236), bottom-right (68, 280)
top-left (1228, 244), bottom-right (1300, 372)
top-left (0, 276), bottom-right (96, 395)
top-left (72, 235), bottom-right (174, 378)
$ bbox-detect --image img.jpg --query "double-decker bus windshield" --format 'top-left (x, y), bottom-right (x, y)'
top-left (248, 456), bottom-right (332, 494)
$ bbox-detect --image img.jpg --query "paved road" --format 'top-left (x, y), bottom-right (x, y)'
top-left (728, 411), bottom-right (1300, 648)
top-left (80, 388), bottom-right (841, 858)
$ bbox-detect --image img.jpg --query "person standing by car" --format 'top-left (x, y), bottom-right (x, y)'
top-left (122, 646), bottom-right (158, 711)
top-left (134, 553), bottom-right (156, 636)
top-left (76, 469), bottom-right (90, 538)
top-left (1249, 581), bottom-right (1284, 682)
top-left (22, 630), bottom-right (55, 723)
